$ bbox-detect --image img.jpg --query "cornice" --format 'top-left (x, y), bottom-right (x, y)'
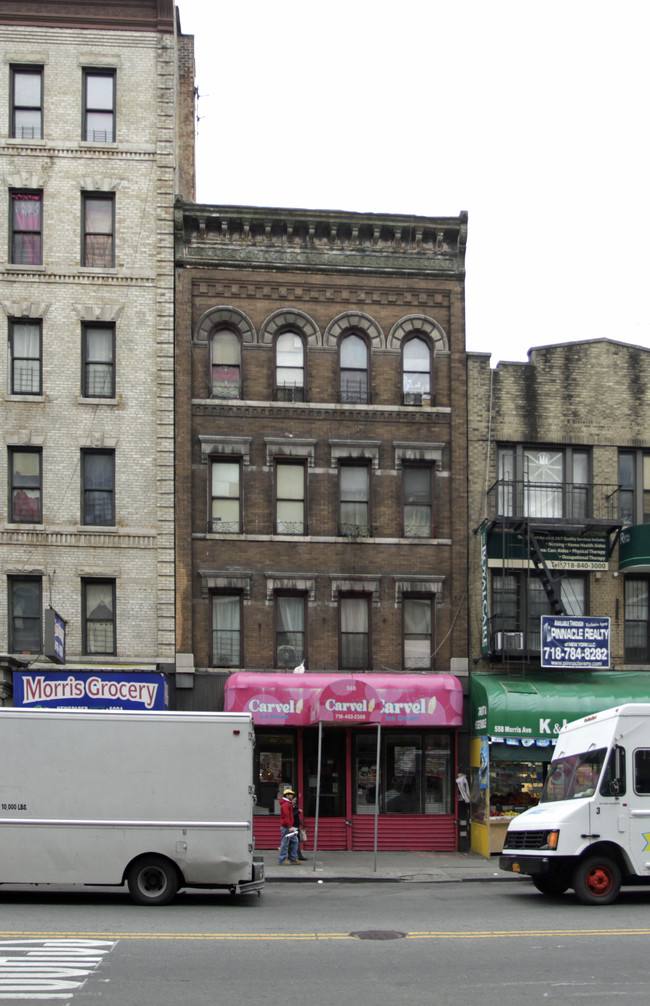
top-left (191, 401), bottom-right (452, 423)
top-left (176, 203), bottom-right (468, 278)
top-left (0, 0), bottom-right (174, 33)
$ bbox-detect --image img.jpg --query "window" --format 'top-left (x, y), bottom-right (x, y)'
top-left (276, 461), bottom-right (305, 534)
top-left (9, 320), bottom-right (41, 394)
top-left (340, 464), bottom-right (369, 536)
top-left (340, 595), bottom-right (370, 669)
top-left (9, 576), bottom-right (42, 654)
top-left (491, 571), bottom-right (586, 652)
top-left (9, 448), bottom-right (41, 523)
top-left (212, 594), bottom-right (241, 666)
top-left (497, 446), bottom-right (590, 519)
top-left (402, 337), bottom-right (431, 403)
top-left (11, 191), bottom-right (42, 265)
top-left (82, 194), bottom-right (114, 267)
top-left (624, 578), bottom-right (650, 662)
top-left (11, 66), bottom-right (43, 139)
top-left (82, 323), bottom-right (115, 398)
top-left (81, 449), bottom-right (115, 525)
top-left (254, 730), bottom-right (296, 814)
top-left (635, 750), bottom-right (650, 796)
top-left (275, 331), bottom-right (305, 401)
top-left (340, 334), bottom-right (368, 403)
top-left (403, 466), bottom-right (432, 537)
top-left (83, 579), bottom-right (115, 655)
top-left (354, 731), bottom-right (453, 815)
top-left (404, 596), bottom-right (434, 669)
top-left (83, 70), bottom-right (115, 142)
top-left (619, 451), bottom-right (650, 525)
top-left (211, 329), bottom-right (241, 398)
top-left (275, 594), bottom-right (305, 668)
top-left (211, 458), bottom-right (240, 533)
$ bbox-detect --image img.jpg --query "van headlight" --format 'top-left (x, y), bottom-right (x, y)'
top-left (545, 830), bottom-right (560, 850)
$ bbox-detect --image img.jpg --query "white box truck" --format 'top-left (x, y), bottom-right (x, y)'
top-left (0, 707), bottom-right (264, 905)
top-left (500, 703), bottom-right (650, 905)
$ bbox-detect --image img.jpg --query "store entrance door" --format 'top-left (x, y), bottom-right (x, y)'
top-left (303, 728), bottom-right (349, 848)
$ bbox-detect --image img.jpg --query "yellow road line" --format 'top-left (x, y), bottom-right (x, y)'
top-left (2, 928), bottom-right (650, 941)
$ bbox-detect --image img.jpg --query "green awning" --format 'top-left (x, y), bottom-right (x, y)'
top-left (471, 671), bottom-right (650, 745)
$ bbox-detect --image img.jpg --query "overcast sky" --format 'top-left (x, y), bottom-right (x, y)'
top-left (176, 1), bottom-right (650, 366)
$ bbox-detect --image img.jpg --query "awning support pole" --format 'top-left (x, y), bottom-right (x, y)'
top-left (312, 720), bottom-right (323, 872)
top-left (373, 722), bottom-right (381, 873)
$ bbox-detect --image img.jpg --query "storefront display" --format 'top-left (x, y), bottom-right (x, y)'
top-left (226, 671), bottom-right (463, 851)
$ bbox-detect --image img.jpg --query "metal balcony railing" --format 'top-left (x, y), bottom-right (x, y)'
top-left (487, 480), bottom-right (624, 527)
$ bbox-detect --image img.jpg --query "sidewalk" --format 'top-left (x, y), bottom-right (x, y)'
top-left (263, 850), bottom-right (517, 884)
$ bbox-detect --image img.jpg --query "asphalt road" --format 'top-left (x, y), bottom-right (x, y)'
top-left (2, 880), bottom-right (650, 1004)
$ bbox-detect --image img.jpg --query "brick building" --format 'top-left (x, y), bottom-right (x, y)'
top-left (467, 339), bottom-right (650, 855)
top-left (174, 203), bottom-right (470, 850)
top-left (0, 0), bottom-right (194, 703)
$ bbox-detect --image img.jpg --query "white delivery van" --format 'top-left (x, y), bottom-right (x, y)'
top-left (500, 703), bottom-right (650, 905)
top-left (0, 707), bottom-right (264, 905)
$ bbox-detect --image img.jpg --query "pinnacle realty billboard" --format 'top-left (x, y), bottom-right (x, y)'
top-left (541, 616), bottom-right (611, 670)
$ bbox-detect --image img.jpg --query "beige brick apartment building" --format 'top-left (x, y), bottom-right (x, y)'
top-left (174, 204), bottom-right (470, 850)
top-left (467, 339), bottom-right (650, 856)
top-left (0, 0), bottom-right (194, 703)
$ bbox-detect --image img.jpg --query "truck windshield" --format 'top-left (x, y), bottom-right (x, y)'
top-left (541, 748), bottom-right (607, 802)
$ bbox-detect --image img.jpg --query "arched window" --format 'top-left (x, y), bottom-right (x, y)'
top-left (211, 329), bottom-right (241, 399)
top-left (340, 334), bottom-right (368, 404)
top-left (275, 331), bottom-right (305, 401)
top-left (402, 336), bottom-right (431, 404)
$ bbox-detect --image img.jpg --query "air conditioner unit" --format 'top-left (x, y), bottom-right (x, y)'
top-left (277, 645), bottom-right (298, 668)
top-left (403, 392), bottom-right (423, 406)
top-left (495, 631), bottom-right (524, 651)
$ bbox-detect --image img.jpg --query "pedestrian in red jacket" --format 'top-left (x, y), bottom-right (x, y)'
top-left (278, 788), bottom-right (298, 864)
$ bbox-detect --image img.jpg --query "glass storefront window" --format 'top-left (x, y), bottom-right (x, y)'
top-left (303, 729), bottom-right (346, 817)
top-left (254, 730), bottom-right (296, 815)
top-left (354, 730), bottom-right (453, 815)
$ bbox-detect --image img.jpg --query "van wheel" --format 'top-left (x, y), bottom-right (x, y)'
top-left (572, 856), bottom-right (621, 905)
top-left (532, 875), bottom-right (569, 896)
top-left (127, 856), bottom-right (179, 906)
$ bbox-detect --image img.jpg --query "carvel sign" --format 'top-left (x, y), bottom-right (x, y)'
top-left (12, 671), bottom-right (168, 710)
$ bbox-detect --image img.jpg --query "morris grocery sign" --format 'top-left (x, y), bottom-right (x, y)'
top-left (13, 671), bottom-right (168, 710)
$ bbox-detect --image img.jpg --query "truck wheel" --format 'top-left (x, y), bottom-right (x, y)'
top-left (572, 856), bottom-right (621, 905)
top-left (532, 876), bottom-right (569, 896)
top-left (127, 856), bottom-right (179, 906)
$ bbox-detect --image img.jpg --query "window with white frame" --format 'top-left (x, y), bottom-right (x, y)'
top-left (83, 579), bottom-right (116, 655)
top-left (403, 596), bottom-right (434, 669)
top-left (403, 465), bottom-right (433, 537)
top-left (275, 594), bottom-right (305, 668)
top-left (211, 329), bottom-right (241, 398)
top-left (211, 458), bottom-right (241, 533)
top-left (402, 336), bottom-right (431, 403)
top-left (9, 319), bottom-right (41, 395)
top-left (340, 594), bottom-right (370, 669)
top-left (11, 66), bottom-right (43, 139)
top-left (275, 331), bottom-right (305, 401)
top-left (83, 70), bottom-right (115, 143)
top-left (340, 333), bottom-right (369, 403)
top-left (212, 594), bottom-right (241, 666)
top-left (339, 464), bottom-right (370, 536)
top-left (276, 461), bottom-right (305, 534)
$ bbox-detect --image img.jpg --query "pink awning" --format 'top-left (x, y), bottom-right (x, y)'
top-left (224, 672), bottom-right (463, 728)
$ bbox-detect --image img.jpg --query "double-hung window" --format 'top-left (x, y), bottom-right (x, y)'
top-left (11, 66), bottom-right (43, 139)
top-left (82, 323), bottom-right (115, 398)
top-left (340, 334), bottom-right (369, 403)
top-left (9, 448), bottom-right (41, 523)
top-left (276, 461), bottom-right (305, 534)
top-left (402, 337), bottom-right (431, 404)
top-left (491, 571), bottom-right (586, 652)
top-left (83, 70), bottom-right (115, 143)
top-left (82, 449), bottom-right (115, 526)
top-left (497, 445), bottom-right (590, 519)
top-left (340, 595), bottom-right (370, 669)
top-left (403, 596), bottom-right (434, 669)
top-left (11, 191), bottom-right (42, 265)
top-left (403, 465), bottom-right (433, 537)
top-left (276, 594), bottom-right (305, 668)
top-left (275, 331), bottom-right (304, 401)
top-left (211, 458), bottom-right (241, 533)
top-left (619, 451), bottom-right (650, 525)
top-left (340, 464), bottom-right (369, 536)
top-left (82, 194), bottom-right (114, 267)
top-left (10, 320), bottom-right (41, 395)
top-left (212, 594), bottom-right (241, 666)
top-left (624, 579), bottom-right (650, 663)
top-left (9, 576), bottom-right (42, 654)
top-left (83, 579), bottom-right (116, 655)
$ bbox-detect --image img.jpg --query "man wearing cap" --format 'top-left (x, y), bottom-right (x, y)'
top-left (278, 787), bottom-right (299, 864)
